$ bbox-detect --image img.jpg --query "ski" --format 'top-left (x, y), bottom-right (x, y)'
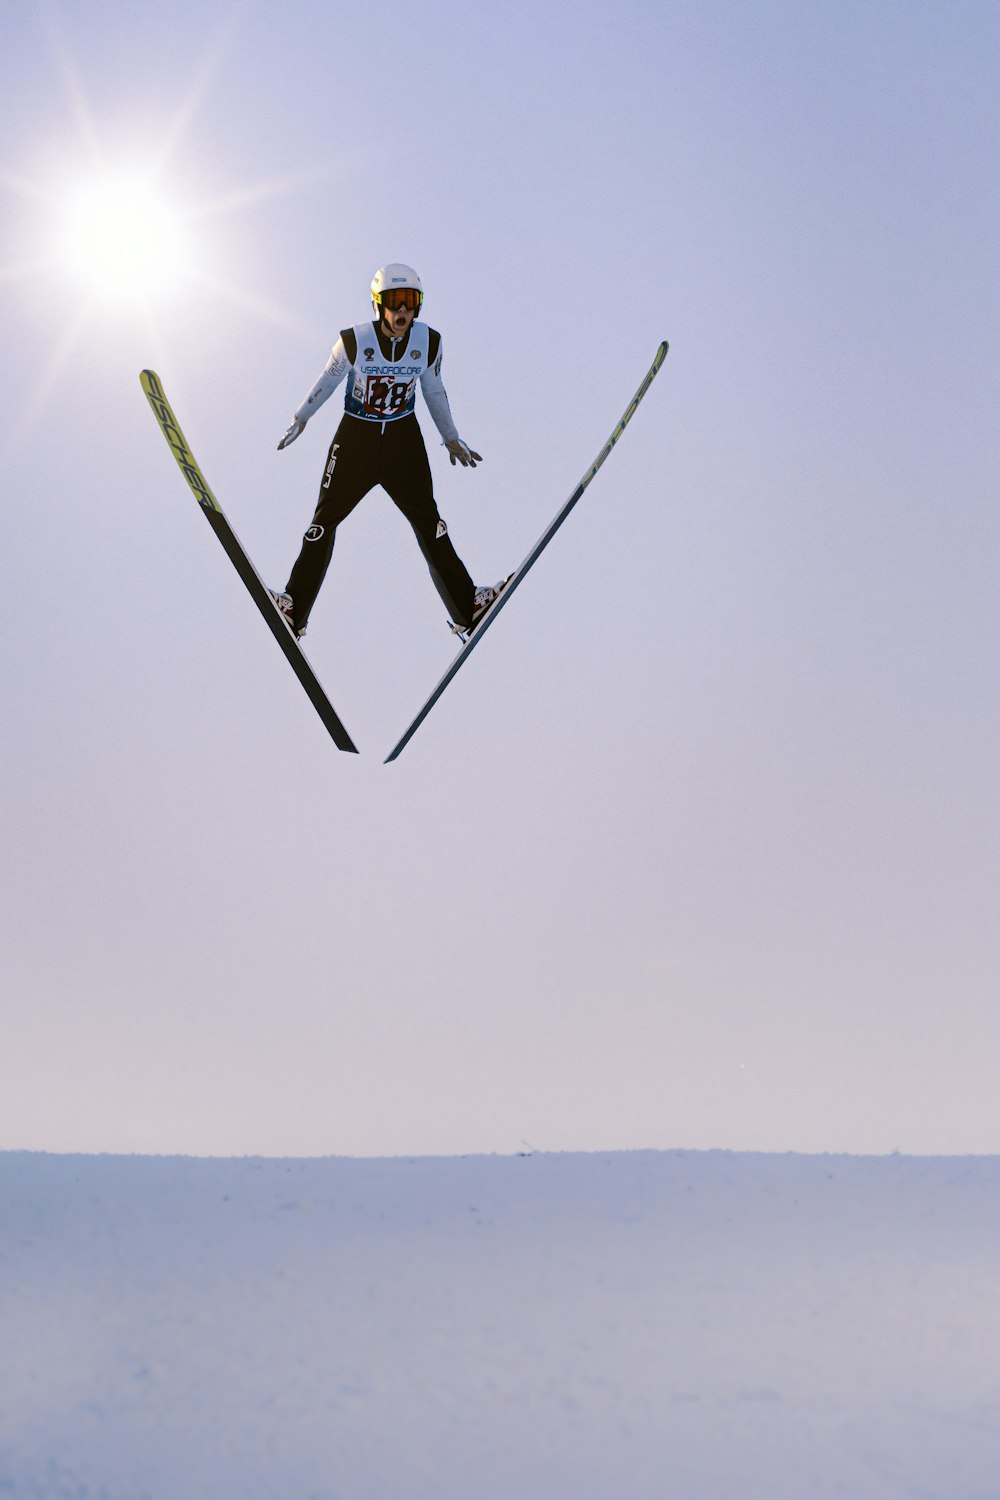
top-left (384, 340), bottom-right (669, 762)
top-left (139, 370), bottom-right (358, 754)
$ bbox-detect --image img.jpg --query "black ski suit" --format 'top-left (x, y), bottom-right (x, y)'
top-left (284, 322), bottom-right (476, 633)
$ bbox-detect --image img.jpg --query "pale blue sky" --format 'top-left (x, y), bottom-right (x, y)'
top-left (2, 0), bottom-right (998, 1155)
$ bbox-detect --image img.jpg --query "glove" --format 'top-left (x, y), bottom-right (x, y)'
top-left (277, 419), bottom-right (306, 451)
top-left (447, 438), bottom-right (482, 468)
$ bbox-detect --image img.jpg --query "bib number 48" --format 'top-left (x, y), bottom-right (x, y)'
top-left (365, 374), bottom-right (413, 416)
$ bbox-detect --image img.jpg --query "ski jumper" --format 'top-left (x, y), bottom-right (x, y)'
top-left (284, 321), bottom-right (477, 632)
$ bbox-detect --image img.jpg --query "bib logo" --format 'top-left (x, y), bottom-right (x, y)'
top-left (305, 524), bottom-right (325, 542)
top-left (435, 519), bottom-right (448, 538)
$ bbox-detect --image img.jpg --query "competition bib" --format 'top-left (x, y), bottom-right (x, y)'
top-left (343, 321), bottom-right (429, 422)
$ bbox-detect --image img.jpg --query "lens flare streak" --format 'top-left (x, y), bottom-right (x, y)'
top-left (0, 25), bottom-right (335, 426)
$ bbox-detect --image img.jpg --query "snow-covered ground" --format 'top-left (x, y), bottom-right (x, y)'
top-left (3, 1150), bottom-right (1000, 1499)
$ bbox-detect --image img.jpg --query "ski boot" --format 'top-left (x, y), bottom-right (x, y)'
top-left (267, 590), bottom-right (306, 641)
top-left (449, 576), bottom-right (514, 640)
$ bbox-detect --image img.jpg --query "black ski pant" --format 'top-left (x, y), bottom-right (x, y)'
top-left (285, 413), bottom-right (476, 632)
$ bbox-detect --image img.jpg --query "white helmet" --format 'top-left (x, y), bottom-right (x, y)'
top-left (371, 262), bottom-right (424, 318)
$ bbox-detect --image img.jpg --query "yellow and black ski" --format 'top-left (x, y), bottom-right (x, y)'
top-left (140, 370), bottom-right (358, 754)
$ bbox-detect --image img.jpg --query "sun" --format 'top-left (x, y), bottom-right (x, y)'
top-left (59, 171), bottom-right (192, 303)
top-left (1, 25), bottom-right (337, 430)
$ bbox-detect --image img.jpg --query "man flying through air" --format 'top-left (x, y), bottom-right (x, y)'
top-left (270, 262), bottom-right (508, 641)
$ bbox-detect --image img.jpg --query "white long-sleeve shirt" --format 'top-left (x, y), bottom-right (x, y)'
top-left (293, 320), bottom-right (459, 444)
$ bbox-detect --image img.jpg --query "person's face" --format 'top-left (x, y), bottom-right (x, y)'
top-left (380, 288), bottom-right (420, 337)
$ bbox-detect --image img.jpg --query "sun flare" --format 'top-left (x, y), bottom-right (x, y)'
top-left (59, 172), bottom-right (192, 302)
top-left (1, 27), bottom-right (333, 431)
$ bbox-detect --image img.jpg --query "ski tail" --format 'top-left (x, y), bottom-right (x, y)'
top-left (140, 370), bottom-right (223, 514)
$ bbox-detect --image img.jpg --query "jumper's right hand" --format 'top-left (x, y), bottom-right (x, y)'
top-left (277, 419), bottom-right (306, 451)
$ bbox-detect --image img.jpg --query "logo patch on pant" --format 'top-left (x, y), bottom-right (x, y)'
top-left (321, 443), bottom-right (340, 490)
top-left (436, 519), bottom-right (448, 539)
top-left (305, 524), bottom-right (324, 542)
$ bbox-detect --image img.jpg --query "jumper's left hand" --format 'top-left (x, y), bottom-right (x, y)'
top-left (447, 438), bottom-right (482, 468)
